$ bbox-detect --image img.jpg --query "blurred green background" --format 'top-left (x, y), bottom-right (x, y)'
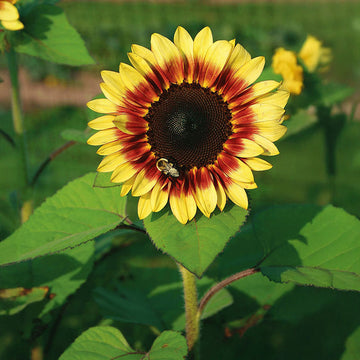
top-left (0, 0), bottom-right (360, 359)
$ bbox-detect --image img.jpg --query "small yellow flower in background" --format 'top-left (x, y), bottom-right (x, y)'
top-left (0, 0), bottom-right (23, 31)
top-left (299, 35), bottom-right (332, 73)
top-left (272, 48), bottom-right (303, 95)
top-left (87, 27), bottom-right (289, 224)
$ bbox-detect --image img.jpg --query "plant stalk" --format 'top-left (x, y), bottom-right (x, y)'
top-left (6, 46), bottom-right (32, 221)
top-left (178, 263), bottom-right (200, 352)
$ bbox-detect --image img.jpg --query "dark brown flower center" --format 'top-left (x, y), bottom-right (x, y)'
top-left (146, 83), bottom-right (232, 173)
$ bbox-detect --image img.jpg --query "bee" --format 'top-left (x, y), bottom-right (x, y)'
top-left (156, 158), bottom-right (180, 178)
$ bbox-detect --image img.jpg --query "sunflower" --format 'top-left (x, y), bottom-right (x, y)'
top-left (87, 27), bottom-right (289, 224)
top-left (299, 35), bottom-right (332, 73)
top-left (0, 0), bottom-right (23, 31)
top-left (272, 47), bottom-right (303, 95)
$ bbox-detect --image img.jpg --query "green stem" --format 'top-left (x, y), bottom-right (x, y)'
top-left (6, 46), bottom-right (30, 189)
top-left (6, 46), bottom-right (33, 222)
top-left (178, 263), bottom-right (200, 353)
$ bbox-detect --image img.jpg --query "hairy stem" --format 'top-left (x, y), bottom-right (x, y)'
top-left (198, 268), bottom-right (259, 316)
top-left (6, 47), bottom-right (29, 187)
top-left (178, 263), bottom-right (199, 352)
top-left (6, 46), bottom-right (33, 222)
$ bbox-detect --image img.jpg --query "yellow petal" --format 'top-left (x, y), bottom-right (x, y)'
top-left (131, 44), bottom-right (157, 65)
top-left (258, 89), bottom-right (290, 109)
top-left (97, 152), bottom-right (126, 172)
top-left (120, 174), bottom-right (136, 196)
top-left (100, 82), bottom-right (123, 106)
top-left (252, 134), bottom-right (279, 155)
top-left (111, 162), bottom-right (138, 183)
top-left (249, 103), bottom-right (285, 123)
top-left (232, 179), bottom-right (258, 189)
top-left (242, 157), bottom-right (273, 171)
top-left (87, 128), bottom-right (119, 146)
top-left (88, 115), bottom-right (116, 130)
top-left (119, 63), bottom-right (146, 93)
top-left (87, 98), bottom-right (118, 114)
top-left (224, 181), bottom-right (248, 209)
top-left (113, 114), bottom-right (147, 135)
top-left (256, 123), bottom-right (287, 142)
top-left (202, 40), bottom-right (232, 88)
top-left (184, 191), bottom-right (197, 221)
top-left (234, 56), bottom-right (265, 87)
top-left (101, 70), bottom-right (125, 95)
top-left (174, 26), bottom-right (193, 58)
top-left (151, 33), bottom-right (183, 84)
top-left (240, 80), bottom-right (280, 105)
top-left (170, 191), bottom-right (188, 224)
top-left (226, 158), bottom-right (254, 183)
top-left (193, 27), bottom-right (213, 66)
top-left (128, 52), bottom-right (157, 82)
top-left (194, 168), bottom-right (217, 217)
top-left (132, 167), bottom-right (158, 197)
top-left (0, 2), bottom-right (19, 21)
top-left (174, 26), bottom-right (194, 82)
top-left (215, 179), bottom-right (226, 211)
top-left (226, 43), bottom-right (251, 72)
top-left (224, 137), bottom-right (264, 158)
top-left (138, 192), bottom-right (152, 220)
top-left (112, 115), bottom-right (135, 135)
top-left (1, 19), bottom-right (23, 30)
top-left (151, 182), bottom-right (169, 212)
top-left (97, 140), bottom-right (122, 155)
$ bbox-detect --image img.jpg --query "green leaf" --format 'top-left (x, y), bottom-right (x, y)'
top-left (0, 286), bottom-right (48, 316)
top-left (256, 205), bottom-right (360, 291)
top-left (318, 82), bottom-right (354, 107)
top-left (210, 204), bottom-right (360, 291)
top-left (13, 4), bottom-right (94, 65)
top-left (59, 326), bottom-right (142, 360)
top-left (257, 66), bottom-right (282, 82)
top-left (0, 173), bottom-right (127, 266)
top-left (145, 331), bottom-right (187, 360)
top-left (341, 326), bottom-right (360, 360)
top-left (59, 327), bottom-right (187, 360)
top-left (61, 129), bottom-right (90, 144)
top-left (0, 242), bottom-right (94, 321)
top-left (144, 204), bottom-right (248, 277)
top-left (282, 109), bottom-right (317, 139)
top-left (93, 286), bottom-right (164, 330)
top-left (93, 267), bottom-right (232, 331)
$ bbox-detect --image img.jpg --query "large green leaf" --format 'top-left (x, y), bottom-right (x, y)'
top-left (0, 173), bottom-right (126, 266)
top-left (144, 204), bottom-right (248, 277)
top-left (93, 267), bottom-right (232, 331)
top-left (282, 109), bottom-right (317, 139)
top-left (341, 326), bottom-right (360, 360)
top-left (13, 4), bottom-right (94, 65)
top-left (318, 82), bottom-right (354, 107)
top-left (259, 205), bottom-right (360, 291)
top-left (0, 242), bottom-right (94, 321)
top-left (210, 204), bottom-right (360, 291)
top-left (59, 326), bottom-right (142, 360)
top-left (93, 286), bottom-right (164, 330)
top-left (59, 327), bottom-right (187, 360)
top-left (145, 331), bottom-right (187, 360)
